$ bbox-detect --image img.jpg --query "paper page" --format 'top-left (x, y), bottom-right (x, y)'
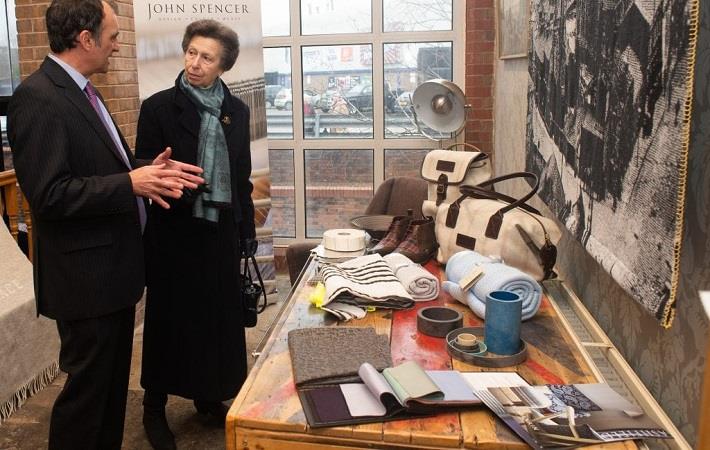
top-left (461, 371), bottom-right (530, 390)
top-left (340, 383), bottom-right (387, 417)
top-left (426, 371), bottom-right (478, 402)
top-left (359, 362), bottom-right (402, 410)
top-left (383, 361), bottom-right (443, 404)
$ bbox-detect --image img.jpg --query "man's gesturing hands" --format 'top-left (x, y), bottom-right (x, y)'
top-left (129, 147), bottom-right (205, 209)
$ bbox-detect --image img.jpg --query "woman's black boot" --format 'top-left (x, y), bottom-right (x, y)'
top-left (194, 399), bottom-right (229, 426)
top-left (143, 391), bottom-right (177, 450)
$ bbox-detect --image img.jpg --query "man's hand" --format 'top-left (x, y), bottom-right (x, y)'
top-left (129, 164), bottom-right (187, 209)
top-left (152, 147), bottom-right (205, 190)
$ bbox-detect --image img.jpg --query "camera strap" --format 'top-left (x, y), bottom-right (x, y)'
top-left (243, 254), bottom-right (267, 314)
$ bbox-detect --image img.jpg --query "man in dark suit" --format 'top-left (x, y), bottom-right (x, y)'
top-left (7, 1), bottom-right (204, 448)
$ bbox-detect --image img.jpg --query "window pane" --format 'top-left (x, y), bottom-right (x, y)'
top-left (0, 0), bottom-right (19, 95)
top-left (383, 0), bottom-right (452, 32)
top-left (383, 42), bottom-right (452, 139)
top-left (269, 149), bottom-right (296, 237)
top-left (261, 0), bottom-right (290, 37)
top-left (2, 116), bottom-right (11, 170)
top-left (301, 0), bottom-right (371, 35)
top-left (263, 47), bottom-right (293, 139)
top-left (305, 149), bottom-right (373, 238)
top-left (384, 148), bottom-right (431, 179)
top-left (302, 45), bottom-right (373, 139)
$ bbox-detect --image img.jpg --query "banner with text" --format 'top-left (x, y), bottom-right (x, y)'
top-left (134, 0), bottom-right (268, 171)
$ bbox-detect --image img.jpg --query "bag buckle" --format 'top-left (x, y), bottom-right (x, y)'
top-left (436, 174), bottom-right (448, 205)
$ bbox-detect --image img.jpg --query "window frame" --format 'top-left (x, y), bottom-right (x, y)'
top-left (264, 0), bottom-right (465, 244)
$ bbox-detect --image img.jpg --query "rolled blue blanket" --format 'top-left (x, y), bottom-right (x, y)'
top-left (442, 251), bottom-right (541, 321)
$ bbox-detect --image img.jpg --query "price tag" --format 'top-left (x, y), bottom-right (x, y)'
top-left (459, 267), bottom-right (485, 291)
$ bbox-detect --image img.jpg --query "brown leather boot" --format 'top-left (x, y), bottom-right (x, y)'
top-left (370, 214), bottom-right (413, 256)
top-left (392, 217), bottom-right (438, 264)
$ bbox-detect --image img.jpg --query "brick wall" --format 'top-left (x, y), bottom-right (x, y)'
top-left (465, 0), bottom-right (495, 155)
top-left (14, 0), bottom-right (140, 148)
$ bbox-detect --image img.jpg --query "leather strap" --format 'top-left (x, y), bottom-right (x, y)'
top-left (243, 254), bottom-right (267, 313)
top-left (436, 173), bottom-right (448, 205)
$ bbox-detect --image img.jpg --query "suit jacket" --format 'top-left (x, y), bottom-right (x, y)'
top-left (7, 57), bottom-right (147, 321)
top-left (134, 72), bottom-right (255, 240)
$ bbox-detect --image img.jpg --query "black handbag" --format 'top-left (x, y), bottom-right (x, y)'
top-left (241, 240), bottom-right (267, 328)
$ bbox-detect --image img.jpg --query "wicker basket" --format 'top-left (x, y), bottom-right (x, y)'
top-left (350, 215), bottom-right (394, 241)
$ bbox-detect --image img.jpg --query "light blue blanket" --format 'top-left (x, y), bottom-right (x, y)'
top-left (442, 251), bottom-right (541, 321)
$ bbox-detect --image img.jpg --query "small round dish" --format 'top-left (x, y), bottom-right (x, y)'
top-left (350, 215), bottom-right (395, 241)
top-left (417, 306), bottom-right (464, 337)
top-left (455, 332), bottom-right (478, 349)
top-left (446, 326), bottom-right (528, 367)
top-left (448, 339), bottom-right (487, 355)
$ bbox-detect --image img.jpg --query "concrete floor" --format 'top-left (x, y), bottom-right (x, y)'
top-left (0, 274), bottom-right (291, 450)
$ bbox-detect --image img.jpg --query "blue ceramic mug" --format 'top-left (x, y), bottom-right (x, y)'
top-left (484, 290), bottom-right (522, 355)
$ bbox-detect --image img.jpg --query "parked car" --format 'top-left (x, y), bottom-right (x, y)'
top-left (344, 83), bottom-right (400, 113)
top-left (274, 88), bottom-right (291, 110)
top-left (274, 88), bottom-right (321, 111)
top-left (264, 84), bottom-right (282, 108)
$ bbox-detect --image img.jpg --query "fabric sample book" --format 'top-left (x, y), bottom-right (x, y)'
top-left (299, 360), bottom-right (481, 428)
top-left (288, 327), bottom-right (392, 387)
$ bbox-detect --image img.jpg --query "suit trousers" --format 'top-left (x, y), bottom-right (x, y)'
top-left (48, 306), bottom-right (136, 450)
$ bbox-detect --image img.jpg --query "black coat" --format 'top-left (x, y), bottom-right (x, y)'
top-left (135, 74), bottom-right (256, 400)
top-left (8, 57), bottom-right (147, 320)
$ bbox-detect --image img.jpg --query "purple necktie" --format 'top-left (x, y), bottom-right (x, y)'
top-left (84, 82), bottom-right (147, 232)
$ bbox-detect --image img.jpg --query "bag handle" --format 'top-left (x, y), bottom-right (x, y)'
top-left (458, 186), bottom-right (542, 216)
top-left (243, 254), bottom-right (267, 314)
top-left (445, 142), bottom-right (484, 152)
top-left (446, 172), bottom-right (539, 239)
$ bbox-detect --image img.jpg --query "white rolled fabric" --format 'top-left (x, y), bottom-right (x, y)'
top-left (442, 250), bottom-right (541, 320)
top-left (383, 253), bottom-right (439, 301)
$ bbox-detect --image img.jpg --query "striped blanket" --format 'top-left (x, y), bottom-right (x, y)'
top-left (321, 254), bottom-right (414, 314)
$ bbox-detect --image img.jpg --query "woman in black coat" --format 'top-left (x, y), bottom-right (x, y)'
top-left (135, 19), bottom-right (256, 450)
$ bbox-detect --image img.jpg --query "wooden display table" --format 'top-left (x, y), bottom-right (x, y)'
top-left (226, 258), bottom-right (637, 449)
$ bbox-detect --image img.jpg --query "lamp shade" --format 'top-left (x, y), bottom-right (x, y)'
top-left (411, 79), bottom-right (467, 133)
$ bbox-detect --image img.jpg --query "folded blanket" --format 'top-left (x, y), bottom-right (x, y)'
top-left (382, 253), bottom-right (439, 301)
top-left (442, 251), bottom-right (541, 321)
top-left (320, 254), bottom-right (413, 308)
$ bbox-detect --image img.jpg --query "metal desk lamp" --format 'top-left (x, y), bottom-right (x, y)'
top-left (410, 79), bottom-right (469, 146)
top-left (410, 78), bottom-right (481, 152)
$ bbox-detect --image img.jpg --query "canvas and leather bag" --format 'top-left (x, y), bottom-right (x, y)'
top-left (420, 143), bottom-right (492, 217)
top-left (432, 172), bottom-right (562, 281)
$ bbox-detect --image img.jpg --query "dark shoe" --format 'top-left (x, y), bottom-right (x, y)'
top-left (143, 407), bottom-right (176, 450)
top-left (392, 217), bottom-right (438, 264)
top-left (370, 213), bottom-right (413, 256)
top-left (194, 400), bottom-right (228, 426)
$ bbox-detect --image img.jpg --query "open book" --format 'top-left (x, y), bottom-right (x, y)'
top-left (299, 361), bottom-right (483, 428)
top-left (466, 378), bottom-right (671, 448)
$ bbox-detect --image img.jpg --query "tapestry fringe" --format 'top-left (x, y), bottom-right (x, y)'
top-left (663, 0), bottom-right (701, 328)
top-left (0, 362), bottom-right (60, 424)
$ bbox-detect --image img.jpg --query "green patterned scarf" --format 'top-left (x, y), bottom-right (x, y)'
top-left (179, 72), bottom-right (231, 223)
